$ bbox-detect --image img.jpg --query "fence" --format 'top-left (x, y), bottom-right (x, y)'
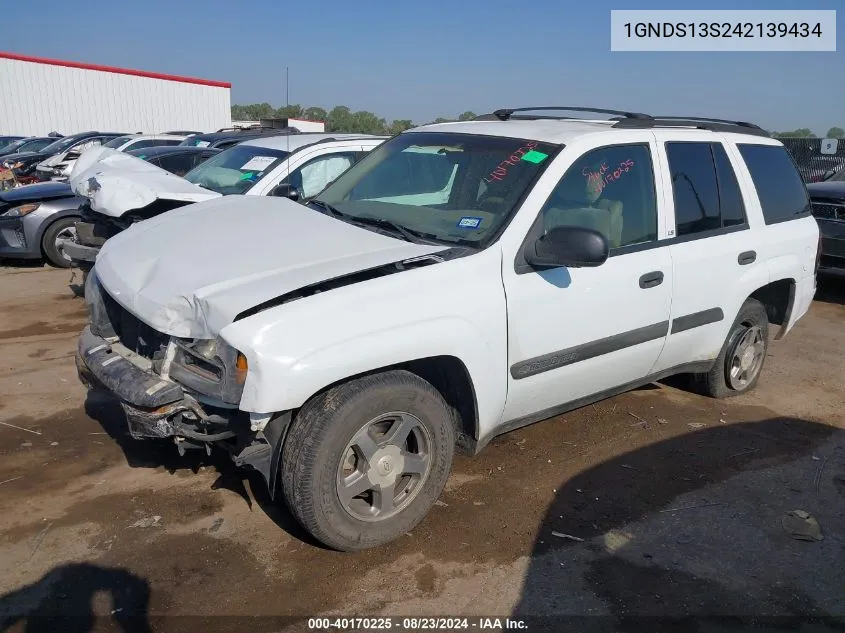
top-left (779, 137), bottom-right (845, 183)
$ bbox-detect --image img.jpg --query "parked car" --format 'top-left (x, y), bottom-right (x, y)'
top-left (178, 126), bottom-right (299, 150)
top-left (3, 132), bottom-right (127, 183)
top-left (74, 108), bottom-right (819, 551)
top-left (124, 144), bottom-right (221, 176)
top-left (806, 168), bottom-right (845, 276)
top-left (34, 132), bottom-right (131, 182)
top-left (0, 136), bottom-right (25, 152)
top-left (164, 130), bottom-right (203, 136)
top-left (102, 133), bottom-right (188, 152)
top-left (0, 147), bottom-right (219, 268)
top-left (798, 155), bottom-right (845, 183)
top-left (64, 134), bottom-right (385, 267)
top-left (0, 137), bottom-right (62, 162)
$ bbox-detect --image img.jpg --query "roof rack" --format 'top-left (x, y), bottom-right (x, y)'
top-left (476, 107), bottom-right (653, 122)
top-left (472, 107), bottom-right (769, 137)
top-left (614, 115), bottom-right (769, 137)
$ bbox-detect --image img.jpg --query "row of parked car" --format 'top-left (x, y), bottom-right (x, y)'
top-left (0, 124), bottom-right (383, 266)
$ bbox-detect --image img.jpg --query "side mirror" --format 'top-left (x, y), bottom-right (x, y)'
top-left (524, 225), bottom-right (609, 269)
top-left (271, 183), bottom-right (300, 201)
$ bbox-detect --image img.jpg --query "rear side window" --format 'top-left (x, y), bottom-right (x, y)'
top-left (666, 142), bottom-right (749, 236)
top-left (737, 144), bottom-right (811, 224)
top-left (666, 143), bottom-right (721, 235)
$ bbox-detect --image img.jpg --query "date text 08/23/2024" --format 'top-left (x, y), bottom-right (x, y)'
top-left (307, 617), bottom-right (529, 630)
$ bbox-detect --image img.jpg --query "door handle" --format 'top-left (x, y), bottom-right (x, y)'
top-left (738, 250), bottom-right (757, 265)
top-left (639, 271), bottom-right (664, 289)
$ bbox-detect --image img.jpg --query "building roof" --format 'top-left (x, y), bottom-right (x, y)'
top-left (0, 51), bottom-right (231, 88)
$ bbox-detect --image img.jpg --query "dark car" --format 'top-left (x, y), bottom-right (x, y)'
top-left (0, 136), bottom-right (25, 152)
top-left (0, 146), bottom-right (219, 268)
top-left (63, 146), bottom-right (221, 267)
top-left (177, 125), bottom-right (298, 150)
top-left (0, 137), bottom-right (61, 162)
top-left (124, 144), bottom-right (221, 176)
top-left (807, 170), bottom-right (845, 276)
top-left (3, 132), bottom-right (127, 181)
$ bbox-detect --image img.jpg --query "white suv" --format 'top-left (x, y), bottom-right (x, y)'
top-left (75, 107), bottom-right (820, 551)
top-left (63, 133), bottom-right (387, 265)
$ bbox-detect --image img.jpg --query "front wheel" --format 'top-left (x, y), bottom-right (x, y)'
top-left (695, 298), bottom-right (769, 398)
top-left (41, 217), bottom-right (78, 268)
top-left (281, 370), bottom-right (456, 551)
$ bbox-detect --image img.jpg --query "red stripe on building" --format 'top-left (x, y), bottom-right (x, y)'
top-left (0, 51), bottom-right (231, 88)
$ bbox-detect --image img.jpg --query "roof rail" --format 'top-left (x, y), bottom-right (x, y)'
top-left (613, 116), bottom-right (769, 137)
top-left (476, 107), bottom-right (654, 122)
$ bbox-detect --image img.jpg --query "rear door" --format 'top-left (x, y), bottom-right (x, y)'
top-left (650, 132), bottom-right (768, 373)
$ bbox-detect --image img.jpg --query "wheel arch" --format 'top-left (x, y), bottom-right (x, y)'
top-left (748, 277), bottom-right (795, 340)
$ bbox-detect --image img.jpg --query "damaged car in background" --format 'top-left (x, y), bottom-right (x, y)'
top-left (63, 133), bottom-right (386, 268)
top-left (0, 146), bottom-right (219, 267)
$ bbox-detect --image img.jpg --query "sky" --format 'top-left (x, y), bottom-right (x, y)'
top-left (2, 0), bottom-right (843, 134)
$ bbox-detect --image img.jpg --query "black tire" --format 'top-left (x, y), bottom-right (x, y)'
top-left (281, 370), bottom-right (457, 551)
top-left (695, 298), bottom-right (769, 399)
top-left (41, 217), bottom-right (78, 268)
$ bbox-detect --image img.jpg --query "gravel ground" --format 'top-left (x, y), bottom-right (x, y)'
top-left (0, 265), bottom-right (843, 632)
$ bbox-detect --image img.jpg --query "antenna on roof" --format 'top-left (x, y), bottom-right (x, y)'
top-left (286, 66), bottom-right (290, 154)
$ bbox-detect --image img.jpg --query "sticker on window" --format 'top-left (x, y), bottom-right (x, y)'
top-left (457, 216), bottom-right (482, 229)
top-left (521, 150), bottom-right (548, 164)
top-left (195, 140), bottom-right (210, 148)
top-left (241, 156), bottom-right (277, 171)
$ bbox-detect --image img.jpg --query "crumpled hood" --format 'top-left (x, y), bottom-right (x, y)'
top-left (94, 195), bottom-right (448, 338)
top-left (70, 147), bottom-right (220, 218)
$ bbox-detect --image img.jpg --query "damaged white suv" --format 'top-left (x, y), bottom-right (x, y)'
top-left (76, 107), bottom-right (820, 551)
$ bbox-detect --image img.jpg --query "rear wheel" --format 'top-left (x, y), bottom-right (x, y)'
top-left (41, 217), bottom-right (78, 268)
top-left (695, 298), bottom-right (769, 398)
top-left (281, 370), bottom-right (456, 551)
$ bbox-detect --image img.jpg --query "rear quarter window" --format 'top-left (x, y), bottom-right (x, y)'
top-left (737, 144), bottom-right (811, 224)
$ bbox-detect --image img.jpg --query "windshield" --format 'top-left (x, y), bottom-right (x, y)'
top-left (16, 138), bottom-right (54, 153)
top-left (0, 140), bottom-right (23, 153)
top-left (315, 131), bottom-right (559, 246)
top-left (183, 144), bottom-right (289, 194)
top-left (104, 135), bottom-right (135, 149)
top-left (40, 136), bottom-right (79, 155)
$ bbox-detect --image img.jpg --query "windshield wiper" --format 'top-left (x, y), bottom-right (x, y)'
top-left (308, 199), bottom-right (344, 218)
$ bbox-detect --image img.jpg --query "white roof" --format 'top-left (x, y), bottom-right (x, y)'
top-left (242, 133), bottom-right (387, 151)
top-left (408, 118), bottom-right (778, 145)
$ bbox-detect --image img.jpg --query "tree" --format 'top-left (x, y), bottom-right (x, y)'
top-left (302, 106), bottom-right (328, 122)
top-left (825, 127), bottom-right (845, 139)
top-left (275, 104), bottom-right (304, 119)
top-left (772, 128), bottom-right (816, 138)
top-left (386, 119), bottom-right (413, 135)
top-left (458, 111), bottom-right (477, 121)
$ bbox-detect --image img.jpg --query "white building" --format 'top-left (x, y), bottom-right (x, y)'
top-left (0, 51), bottom-right (232, 136)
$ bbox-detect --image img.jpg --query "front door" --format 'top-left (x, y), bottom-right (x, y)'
top-left (501, 139), bottom-right (674, 422)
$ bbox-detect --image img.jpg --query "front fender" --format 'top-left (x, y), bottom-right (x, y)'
top-left (225, 316), bottom-right (507, 441)
top-left (24, 196), bottom-right (85, 250)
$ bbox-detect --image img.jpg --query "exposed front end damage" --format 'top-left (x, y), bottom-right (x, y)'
top-left (75, 270), bottom-right (290, 494)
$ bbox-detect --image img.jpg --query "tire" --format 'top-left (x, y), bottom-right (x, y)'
top-left (41, 217), bottom-right (78, 268)
top-left (695, 298), bottom-right (769, 399)
top-left (281, 370), bottom-right (457, 551)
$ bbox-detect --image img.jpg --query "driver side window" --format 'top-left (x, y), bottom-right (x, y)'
top-left (285, 153), bottom-right (357, 199)
top-left (539, 144), bottom-right (657, 250)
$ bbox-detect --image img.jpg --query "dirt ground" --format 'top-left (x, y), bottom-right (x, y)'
top-left (0, 264), bottom-right (843, 632)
